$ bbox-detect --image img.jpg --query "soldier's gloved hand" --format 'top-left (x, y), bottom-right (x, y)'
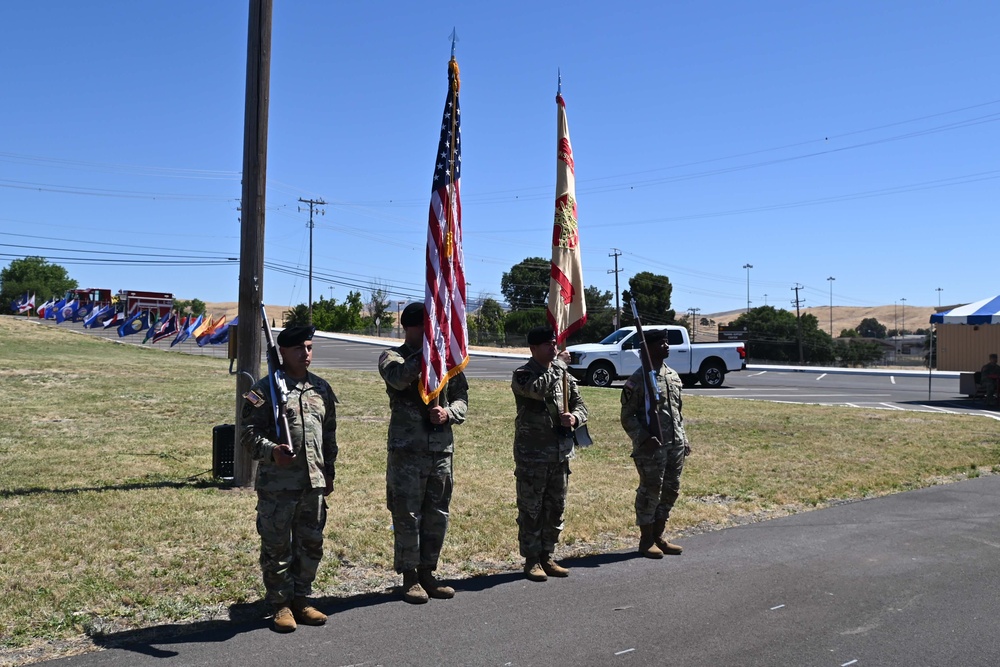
top-left (684, 442), bottom-right (692, 456)
top-left (272, 444), bottom-right (295, 467)
top-left (323, 471), bottom-right (335, 496)
top-left (559, 412), bottom-right (576, 428)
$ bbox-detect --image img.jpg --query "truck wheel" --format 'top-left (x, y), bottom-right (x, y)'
top-left (699, 361), bottom-right (725, 388)
top-left (587, 362), bottom-right (615, 388)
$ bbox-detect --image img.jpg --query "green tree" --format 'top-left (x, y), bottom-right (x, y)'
top-left (834, 339), bottom-right (885, 366)
top-left (569, 286), bottom-right (616, 344)
top-left (730, 306), bottom-right (835, 363)
top-left (503, 308), bottom-right (548, 344)
top-left (621, 271), bottom-right (675, 326)
top-left (857, 317), bottom-right (887, 339)
top-left (500, 257), bottom-right (549, 311)
top-left (363, 281), bottom-right (393, 335)
top-left (468, 296), bottom-right (506, 346)
top-left (0, 256), bottom-right (77, 308)
top-left (310, 291), bottom-right (364, 332)
top-left (839, 328), bottom-right (860, 338)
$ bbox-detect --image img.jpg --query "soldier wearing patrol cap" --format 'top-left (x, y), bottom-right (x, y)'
top-left (241, 324), bottom-right (339, 632)
top-left (511, 325), bottom-right (588, 582)
top-left (620, 327), bottom-right (690, 559)
top-left (378, 302), bottom-right (469, 604)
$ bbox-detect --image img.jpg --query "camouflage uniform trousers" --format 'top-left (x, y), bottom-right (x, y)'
top-left (633, 443), bottom-right (685, 526)
top-left (256, 488), bottom-right (327, 605)
top-left (515, 460), bottom-right (570, 558)
top-left (386, 449), bottom-right (453, 573)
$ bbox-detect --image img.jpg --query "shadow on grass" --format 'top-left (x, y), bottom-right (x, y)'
top-left (84, 553), bottom-right (638, 659)
top-left (0, 478), bottom-right (234, 498)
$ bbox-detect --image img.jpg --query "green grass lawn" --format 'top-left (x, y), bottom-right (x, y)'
top-left (1, 316), bottom-right (997, 663)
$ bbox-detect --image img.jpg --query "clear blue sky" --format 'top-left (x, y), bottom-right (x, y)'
top-left (2, 1), bottom-right (997, 321)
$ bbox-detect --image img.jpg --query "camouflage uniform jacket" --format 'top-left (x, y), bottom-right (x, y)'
top-left (620, 362), bottom-right (687, 455)
top-left (511, 358), bottom-right (588, 464)
top-left (378, 343), bottom-right (468, 453)
top-left (241, 371), bottom-right (338, 492)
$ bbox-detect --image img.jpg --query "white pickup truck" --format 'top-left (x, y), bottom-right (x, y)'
top-left (565, 325), bottom-right (746, 388)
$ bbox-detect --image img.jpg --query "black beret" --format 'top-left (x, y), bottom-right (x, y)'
top-left (641, 328), bottom-right (669, 345)
top-left (400, 302), bottom-right (424, 327)
top-left (277, 325), bottom-right (315, 347)
top-left (527, 326), bottom-right (556, 346)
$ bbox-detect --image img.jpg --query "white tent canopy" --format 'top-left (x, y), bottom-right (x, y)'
top-left (930, 295), bottom-right (1000, 325)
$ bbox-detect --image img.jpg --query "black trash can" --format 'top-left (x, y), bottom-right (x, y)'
top-left (212, 424), bottom-right (235, 480)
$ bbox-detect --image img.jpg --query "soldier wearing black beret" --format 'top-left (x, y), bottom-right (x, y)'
top-left (240, 321), bottom-right (338, 632)
top-left (620, 326), bottom-right (690, 559)
top-left (511, 325), bottom-right (588, 582)
top-left (378, 301), bottom-right (469, 604)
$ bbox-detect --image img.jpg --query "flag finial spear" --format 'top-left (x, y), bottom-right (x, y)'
top-left (449, 28), bottom-right (459, 59)
top-left (557, 68), bottom-right (562, 96)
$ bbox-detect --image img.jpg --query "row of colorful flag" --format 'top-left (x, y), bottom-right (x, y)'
top-left (10, 293), bottom-right (233, 347)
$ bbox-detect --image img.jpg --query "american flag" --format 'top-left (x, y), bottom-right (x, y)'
top-left (421, 55), bottom-right (469, 404)
top-left (547, 91), bottom-right (586, 346)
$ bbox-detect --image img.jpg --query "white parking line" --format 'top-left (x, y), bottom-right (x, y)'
top-left (816, 373), bottom-right (827, 381)
top-left (890, 376), bottom-right (896, 384)
top-left (879, 402), bottom-right (904, 410)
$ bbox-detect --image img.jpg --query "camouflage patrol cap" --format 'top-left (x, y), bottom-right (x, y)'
top-left (277, 325), bottom-right (315, 347)
top-left (526, 326), bottom-right (556, 346)
top-left (400, 302), bottom-right (425, 327)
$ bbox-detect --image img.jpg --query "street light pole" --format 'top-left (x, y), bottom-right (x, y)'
top-left (936, 287), bottom-right (943, 308)
top-left (827, 276), bottom-right (835, 336)
top-left (901, 297), bottom-right (907, 338)
top-left (396, 300), bottom-right (405, 338)
top-left (742, 263), bottom-right (753, 312)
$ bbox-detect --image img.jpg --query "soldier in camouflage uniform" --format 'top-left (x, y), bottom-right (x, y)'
top-left (378, 302), bottom-right (469, 604)
top-left (511, 326), bottom-right (588, 582)
top-left (620, 327), bottom-right (690, 559)
top-left (241, 325), bottom-right (338, 632)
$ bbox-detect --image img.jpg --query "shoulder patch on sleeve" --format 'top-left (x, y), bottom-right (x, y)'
top-left (514, 369), bottom-right (532, 387)
top-left (378, 350), bottom-right (391, 364)
top-left (243, 389), bottom-right (265, 408)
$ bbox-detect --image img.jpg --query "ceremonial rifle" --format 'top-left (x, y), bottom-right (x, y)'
top-left (260, 304), bottom-right (295, 457)
top-left (630, 301), bottom-right (664, 443)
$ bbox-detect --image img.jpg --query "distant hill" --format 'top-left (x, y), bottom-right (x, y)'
top-left (694, 304), bottom-right (938, 342)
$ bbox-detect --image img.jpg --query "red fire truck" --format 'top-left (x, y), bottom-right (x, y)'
top-left (115, 290), bottom-right (174, 318)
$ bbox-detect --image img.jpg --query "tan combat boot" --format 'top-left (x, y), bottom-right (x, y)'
top-left (418, 568), bottom-right (456, 599)
top-left (272, 604), bottom-right (297, 633)
top-left (523, 557), bottom-right (548, 582)
top-left (540, 552), bottom-right (569, 577)
top-left (401, 569), bottom-right (429, 604)
top-left (653, 519), bottom-right (683, 555)
top-left (292, 596), bottom-right (328, 625)
top-left (638, 524), bottom-right (664, 559)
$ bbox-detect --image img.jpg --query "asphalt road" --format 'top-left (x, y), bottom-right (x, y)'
top-left (47, 474), bottom-right (1000, 667)
top-left (39, 321), bottom-right (997, 419)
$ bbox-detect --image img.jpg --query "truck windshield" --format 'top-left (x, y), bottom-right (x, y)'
top-left (598, 329), bottom-right (633, 345)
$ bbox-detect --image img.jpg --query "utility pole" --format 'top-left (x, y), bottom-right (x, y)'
top-left (298, 197), bottom-right (326, 324)
top-left (791, 284), bottom-right (805, 363)
top-left (609, 248), bottom-right (622, 328)
top-left (827, 276), bottom-right (835, 336)
top-left (763, 293), bottom-right (768, 306)
top-left (235, 0), bottom-right (273, 487)
top-left (936, 287), bottom-right (943, 308)
top-left (688, 307), bottom-right (700, 340)
top-left (743, 263), bottom-right (753, 312)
